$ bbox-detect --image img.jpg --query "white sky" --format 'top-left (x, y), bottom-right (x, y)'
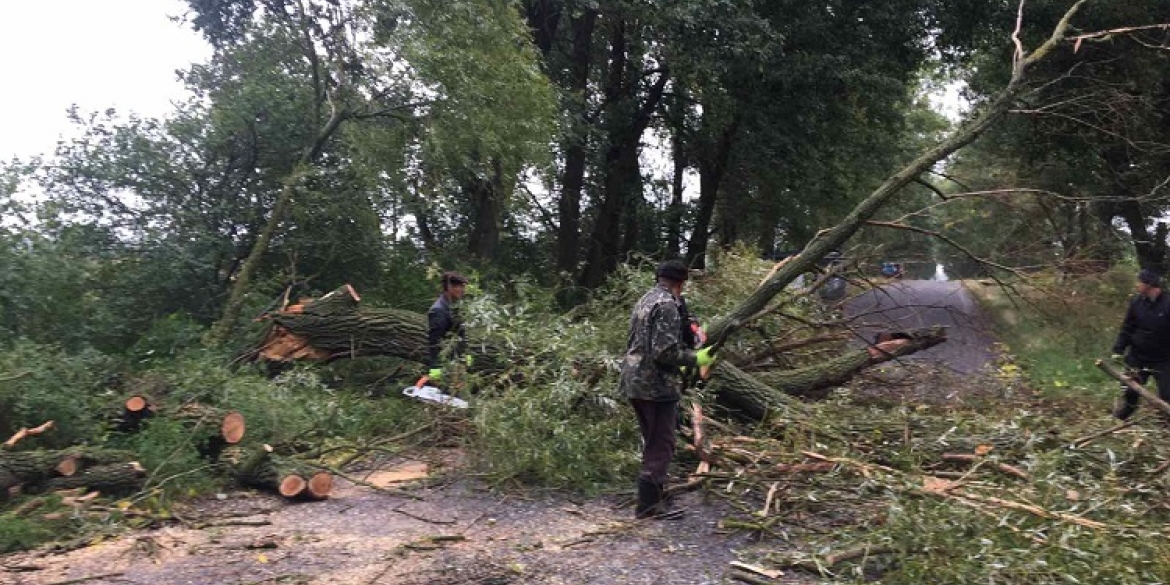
top-left (0, 0), bottom-right (210, 161)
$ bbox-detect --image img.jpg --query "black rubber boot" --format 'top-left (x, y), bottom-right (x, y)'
top-left (635, 478), bottom-right (660, 519)
top-left (1114, 391), bottom-right (1137, 421)
top-left (1114, 402), bottom-right (1136, 421)
top-left (635, 479), bottom-right (685, 520)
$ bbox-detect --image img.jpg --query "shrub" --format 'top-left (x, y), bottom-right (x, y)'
top-left (0, 340), bottom-right (118, 447)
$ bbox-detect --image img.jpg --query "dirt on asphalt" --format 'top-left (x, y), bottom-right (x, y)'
top-left (1, 456), bottom-right (781, 585)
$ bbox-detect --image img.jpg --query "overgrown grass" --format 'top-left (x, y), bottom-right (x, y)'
top-left (966, 269), bottom-right (1133, 403)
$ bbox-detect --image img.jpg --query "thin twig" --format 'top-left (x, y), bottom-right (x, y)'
top-left (44, 573), bottom-right (126, 585)
top-left (1072, 418), bottom-right (1142, 448)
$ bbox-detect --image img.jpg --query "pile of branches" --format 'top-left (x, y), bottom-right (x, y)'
top-left (2, 393), bottom-right (339, 513)
top-left (678, 364), bottom-right (1170, 583)
top-left (247, 284), bottom-right (948, 423)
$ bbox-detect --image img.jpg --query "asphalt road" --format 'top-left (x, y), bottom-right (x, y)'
top-left (845, 279), bottom-right (999, 374)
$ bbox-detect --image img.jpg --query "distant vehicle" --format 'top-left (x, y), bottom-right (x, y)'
top-left (880, 262), bottom-right (905, 279)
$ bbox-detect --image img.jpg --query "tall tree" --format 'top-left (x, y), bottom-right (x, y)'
top-left (953, 0), bottom-right (1170, 271)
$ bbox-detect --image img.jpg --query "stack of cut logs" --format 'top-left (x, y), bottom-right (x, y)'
top-left (127, 393), bottom-right (335, 500)
top-left (2, 393), bottom-right (335, 503)
top-left (1, 422), bottom-right (145, 500)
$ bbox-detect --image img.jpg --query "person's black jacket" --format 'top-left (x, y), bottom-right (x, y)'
top-left (427, 295), bottom-right (465, 368)
top-left (1113, 292), bottom-right (1170, 364)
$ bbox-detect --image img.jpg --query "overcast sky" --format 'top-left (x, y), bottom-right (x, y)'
top-left (0, 0), bottom-right (210, 161)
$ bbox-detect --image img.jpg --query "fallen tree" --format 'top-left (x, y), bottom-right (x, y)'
top-left (251, 285), bottom-right (947, 421)
top-left (710, 327), bottom-right (947, 418)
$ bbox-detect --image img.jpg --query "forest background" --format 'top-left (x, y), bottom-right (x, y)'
top-left (3, 1), bottom-right (1170, 582)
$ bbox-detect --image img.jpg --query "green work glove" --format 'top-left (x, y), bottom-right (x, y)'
top-left (695, 346), bottom-right (717, 368)
top-left (464, 354), bottom-right (474, 368)
top-left (428, 368), bottom-right (443, 382)
top-left (1111, 353), bottom-right (1124, 362)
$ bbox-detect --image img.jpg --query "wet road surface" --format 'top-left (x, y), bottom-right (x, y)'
top-left (845, 280), bottom-right (999, 374)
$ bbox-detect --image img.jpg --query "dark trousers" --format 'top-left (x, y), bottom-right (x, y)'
top-left (1121, 358), bottom-right (1170, 410)
top-left (630, 399), bottom-right (678, 484)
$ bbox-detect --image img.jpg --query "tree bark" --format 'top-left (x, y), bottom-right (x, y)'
top-left (1, 448), bottom-right (140, 495)
top-left (523, 0), bottom-right (562, 58)
top-left (667, 117), bottom-right (687, 258)
top-left (254, 286), bottom-right (505, 369)
top-left (687, 118), bottom-right (739, 268)
top-left (465, 157), bottom-right (506, 262)
top-left (578, 18), bottom-right (669, 289)
top-left (221, 444), bottom-right (334, 500)
top-left (43, 462), bottom-right (146, 494)
top-left (555, 9), bottom-right (598, 277)
top-left (707, 327), bottom-right (946, 418)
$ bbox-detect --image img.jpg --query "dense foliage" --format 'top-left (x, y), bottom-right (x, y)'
top-left (5, 1), bottom-right (1170, 581)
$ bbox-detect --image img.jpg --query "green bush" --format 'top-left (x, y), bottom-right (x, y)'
top-left (0, 513), bottom-right (58, 553)
top-left (0, 340), bottom-right (118, 447)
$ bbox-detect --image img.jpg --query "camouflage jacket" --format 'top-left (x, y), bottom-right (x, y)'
top-left (618, 284), bottom-right (699, 402)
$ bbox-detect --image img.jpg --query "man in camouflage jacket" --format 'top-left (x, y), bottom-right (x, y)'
top-left (620, 260), bottom-right (715, 518)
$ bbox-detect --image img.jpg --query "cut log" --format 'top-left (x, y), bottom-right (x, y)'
top-left (1, 448), bottom-right (137, 488)
top-left (304, 472), bottom-right (333, 500)
top-left (172, 404), bottom-right (248, 458)
top-left (221, 411), bottom-right (246, 444)
top-left (221, 444), bottom-right (332, 501)
top-left (276, 469), bottom-right (333, 501)
top-left (43, 462), bottom-right (146, 494)
top-left (252, 285), bottom-right (504, 371)
top-left (115, 395), bottom-right (156, 433)
top-left (279, 474), bottom-right (307, 498)
top-left (125, 395), bottom-right (148, 413)
top-left (56, 455), bottom-right (80, 477)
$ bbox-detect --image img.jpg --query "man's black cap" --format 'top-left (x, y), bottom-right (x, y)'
top-left (442, 271), bottom-right (469, 286)
top-left (1139, 268), bottom-right (1162, 287)
top-left (656, 260), bottom-right (689, 282)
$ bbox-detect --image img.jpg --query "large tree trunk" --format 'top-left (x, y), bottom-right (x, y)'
top-left (667, 118), bottom-right (687, 258)
top-left (686, 118), bottom-right (738, 269)
top-left (465, 158), bottom-right (507, 262)
top-left (523, 0), bottom-right (562, 57)
top-left (578, 19), bottom-right (669, 290)
top-left (254, 286), bottom-right (504, 368)
top-left (708, 327), bottom-right (946, 419)
top-left (555, 9), bottom-right (598, 277)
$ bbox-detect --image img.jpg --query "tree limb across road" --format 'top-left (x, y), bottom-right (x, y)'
top-left (252, 286), bottom-right (946, 421)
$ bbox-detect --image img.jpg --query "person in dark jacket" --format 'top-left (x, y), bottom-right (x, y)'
top-left (426, 271), bottom-right (468, 384)
top-left (619, 260), bottom-right (715, 518)
top-left (1111, 268), bottom-right (1170, 420)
